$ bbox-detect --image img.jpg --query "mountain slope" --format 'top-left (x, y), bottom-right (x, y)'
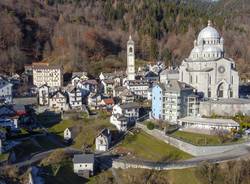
top-left (0, 0), bottom-right (249, 79)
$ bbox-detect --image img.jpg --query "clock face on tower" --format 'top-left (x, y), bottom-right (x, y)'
top-left (218, 66), bottom-right (225, 74)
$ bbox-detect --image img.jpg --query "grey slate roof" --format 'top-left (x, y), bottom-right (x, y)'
top-left (73, 154), bottom-right (94, 164)
top-left (120, 102), bottom-right (140, 109)
top-left (158, 80), bottom-right (193, 93)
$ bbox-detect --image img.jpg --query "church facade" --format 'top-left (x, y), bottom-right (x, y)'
top-left (179, 21), bottom-right (239, 99)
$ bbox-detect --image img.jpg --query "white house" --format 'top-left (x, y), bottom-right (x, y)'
top-left (77, 80), bottom-right (98, 96)
top-left (66, 85), bottom-right (82, 110)
top-left (49, 90), bottom-right (69, 112)
top-left (71, 72), bottom-right (88, 86)
top-left (73, 154), bottom-right (95, 177)
top-left (178, 116), bottom-right (239, 134)
top-left (95, 128), bottom-right (111, 151)
top-left (64, 127), bottom-right (78, 141)
top-left (38, 84), bottom-right (50, 106)
top-left (101, 79), bottom-right (115, 96)
top-left (110, 114), bottom-right (128, 132)
top-left (110, 102), bottom-right (140, 131)
top-left (87, 92), bottom-right (102, 110)
top-left (0, 77), bottom-right (13, 104)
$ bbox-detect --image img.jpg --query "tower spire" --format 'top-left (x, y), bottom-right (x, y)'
top-left (208, 20), bottom-right (212, 26)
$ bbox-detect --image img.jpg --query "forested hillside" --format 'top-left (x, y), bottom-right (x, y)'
top-left (0, 0), bottom-right (249, 79)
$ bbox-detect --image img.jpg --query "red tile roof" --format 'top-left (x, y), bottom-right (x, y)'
top-left (103, 98), bottom-right (114, 105)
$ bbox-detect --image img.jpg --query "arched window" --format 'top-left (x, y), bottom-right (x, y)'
top-left (129, 47), bottom-right (133, 53)
top-left (217, 83), bottom-right (224, 98)
top-left (208, 88), bottom-right (211, 98)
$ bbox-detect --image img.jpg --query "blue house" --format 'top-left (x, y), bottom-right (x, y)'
top-left (151, 80), bottom-right (195, 122)
top-left (151, 84), bottom-right (163, 119)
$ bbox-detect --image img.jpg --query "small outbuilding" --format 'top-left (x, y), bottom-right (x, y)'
top-left (73, 154), bottom-right (95, 178)
top-left (64, 127), bottom-right (78, 141)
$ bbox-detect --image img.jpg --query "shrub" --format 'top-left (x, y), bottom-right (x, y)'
top-left (147, 122), bottom-right (155, 130)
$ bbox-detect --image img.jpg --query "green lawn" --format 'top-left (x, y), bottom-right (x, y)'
top-left (48, 117), bottom-right (116, 150)
top-left (171, 131), bottom-right (229, 146)
top-left (117, 130), bottom-right (192, 161)
top-left (171, 131), bottom-right (221, 145)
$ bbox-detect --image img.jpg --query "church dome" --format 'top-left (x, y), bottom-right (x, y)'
top-left (191, 47), bottom-right (202, 53)
top-left (197, 21), bottom-right (220, 42)
top-left (203, 46), bottom-right (222, 53)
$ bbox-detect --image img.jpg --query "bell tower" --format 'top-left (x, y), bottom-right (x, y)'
top-left (127, 35), bottom-right (135, 80)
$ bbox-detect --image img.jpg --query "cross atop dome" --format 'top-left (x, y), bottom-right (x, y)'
top-left (208, 20), bottom-right (212, 27)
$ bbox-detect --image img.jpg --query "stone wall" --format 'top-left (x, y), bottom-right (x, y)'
top-left (136, 123), bottom-right (250, 156)
top-left (112, 159), bottom-right (196, 170)
top-left (199, 100), bottom-right (250, 116)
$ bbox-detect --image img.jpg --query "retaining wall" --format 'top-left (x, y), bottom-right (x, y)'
top-left (136, 123), bottom-right (250, 156)
top-left (112, 159), bottom-right (195, 170)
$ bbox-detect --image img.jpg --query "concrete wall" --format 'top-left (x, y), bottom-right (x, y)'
top-left (199, 100), bottom-right (250, 116)
top-left (136, 123), bottom-right (250, 157)
top-left (112, 159), bottom-right (195, 170)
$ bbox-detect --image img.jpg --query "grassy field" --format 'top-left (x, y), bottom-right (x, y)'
top-left (171, 131), bottom-right (222, 145)
top-left (168, 168), bottom-right (201, 184)
top-left (100, 168), bottom-right (201, 184)
top-left (116, 130), bottom-right (192, 161)
top-left (48, 117), bottom-right (116, 150)
top-left (170, 131), bottom-right (245, 146)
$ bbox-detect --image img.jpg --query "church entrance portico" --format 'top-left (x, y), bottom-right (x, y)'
top-left (216, 81), bottom-right (229, 98)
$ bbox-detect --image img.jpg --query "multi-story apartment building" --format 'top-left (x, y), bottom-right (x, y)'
top-left (151, 80), bottom-right (194, 123)
top-left (187, 94), bottom-right (200, 117)
top-left (32, 63), bottom-right (63, 87)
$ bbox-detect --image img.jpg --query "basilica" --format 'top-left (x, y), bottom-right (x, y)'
top-left (179, 21), bottom-right (239, 99)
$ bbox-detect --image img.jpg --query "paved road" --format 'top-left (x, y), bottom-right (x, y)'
top-left (0, 147), bottom-right (82, 170)
top-left (113, 145), bottom-right (250, 170)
